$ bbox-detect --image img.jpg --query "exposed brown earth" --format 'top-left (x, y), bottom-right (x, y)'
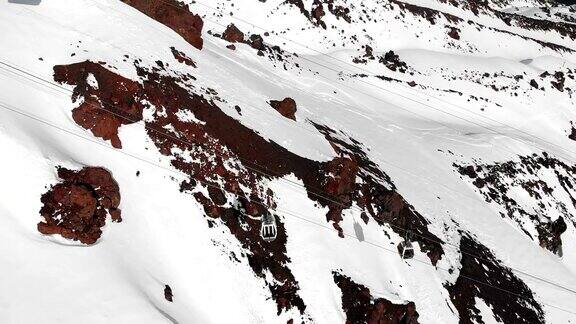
top-left (38, 166), bottom-right (122, 244)
top-left (269, 97), bottom-right (297, 121)
top-left (333, 272), bottom-right (419, 324)
top-left (121, 0), bottom-right (203, 50)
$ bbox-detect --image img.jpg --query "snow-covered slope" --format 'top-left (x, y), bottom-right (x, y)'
top-left (1, 0), bottom-right (576, 323)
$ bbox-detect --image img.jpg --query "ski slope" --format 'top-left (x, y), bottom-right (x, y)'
top-left (1, 0), bottom-right (576, 323)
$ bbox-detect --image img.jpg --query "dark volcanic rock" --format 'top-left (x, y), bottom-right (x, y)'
top-left (284, 0), bottom-right (351, 26)
top-left (38, 166), bottom-right (122, 244)
top-left (121, 0), bottom-right (204, 50)
top-left (269, 97), bottom-right (298, 121)
top-left (447, 26), bottom-right (460, 40)
top-left (446, 235), bottom-right (544, 324)
top-left (249, 34), bottom-right (266, 51)
top-left (570, 126), bottom-right (576, 141)
top-left (164, 285), bottom-right (173, 302)
top-left (537, 216), bottom-right (567, 256)
top-left (170, 47), bottom-right (196, 67)
top-left (380, 51), bottom-right (408, 73)
top-left (334, 272), bottom-right (419, 324)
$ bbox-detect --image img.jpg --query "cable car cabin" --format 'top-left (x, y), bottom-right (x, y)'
top-left (260, 212), bottom-right (277, 242)
top-left (397, 240), bottom-right (414, 259)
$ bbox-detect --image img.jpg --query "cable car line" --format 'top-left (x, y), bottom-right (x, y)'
top-left (186, 0), bottom-right (576, 160)
top-left (1, 100), bottom-right (576, 316)
top-left (5, 5), bottom-right (576, 294)
top-left (2, 58), bottom-right (576, 297)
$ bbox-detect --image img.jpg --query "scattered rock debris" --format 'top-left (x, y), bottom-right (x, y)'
top-left (170, 47), bottom-right (196, 67)
top-left (455, 153), bottom-right (576, 256)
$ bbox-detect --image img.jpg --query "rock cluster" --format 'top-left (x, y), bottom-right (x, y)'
top-left (38, 167), bottom-right (122, 244)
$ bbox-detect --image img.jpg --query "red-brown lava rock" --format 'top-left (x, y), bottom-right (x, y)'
top-left (53, 59), bottom-right (444, 315)
top-left (269, 97), bottom-right (298, 121)
top-left (38, 166), bottom-right (122, 244)
top-left (53, 61), bottom-right (145, 149)
top-left (121, 0), bottom-right (204, 50)
top-left (333, 272), bottom-right (419, 324)
top-left (222, 23), bottom-right (245, 43)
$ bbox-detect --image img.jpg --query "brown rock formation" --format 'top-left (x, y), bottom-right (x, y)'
top-left (446, 235), bottom-right (544, 324)
top-left (269, 98), bottom-right (297, 121)
top-left (53, 61), bottom-right (144, 149)
top-left (53, 60), bottom-right (445, 314)
top-left (170, 47), bottom-right (196, 67)
top-left (333, 272), bottom-right (419, 324)
top-left (121, 0), bottom-right (203, 50)
top-left (222, 23), bottom-right (245, 43)
top-left (455, 153), bottom-right (575, 256)
top-left (38, 167), bottom-right (122, 244)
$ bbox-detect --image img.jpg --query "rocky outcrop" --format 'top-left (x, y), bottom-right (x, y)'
top-left (38, 167), bottom-right (122, 244)
top-left (164, 285), bottom-right (173, 302)
top-left (570, 126), bottom-right (576, 141)
top-left (53, 60), bottom-right (445, 315)
top-left (313, 123), bottom-right (444, 264)
top-left (121, 0), bottom-right (203, 50)
top-left (333, 272), bottom-right (419, 324)
top-left (455, 153), bottom-right (575, 256)
top-left (53, 61), bottom-right (145, 149)
top-left (222, 23), bottom-right (245, 43)
top-left (446, 235), bottom-right (544, 324)
top-left (379, 51), bottom-right (408, 73)
top-left (170, 47), bottom-right (196, 67)
top-left (217, 24), bottom-right (287, 61)
top-left (537, 216), bottom-right (567, 256)
top-left (269, 97), bottom-right (297, 121)
top-left (284, 0), bottom-right (351, 28)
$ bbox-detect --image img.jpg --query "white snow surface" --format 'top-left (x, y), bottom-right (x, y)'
top-left (0, 0), bottom-right (576, 323)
